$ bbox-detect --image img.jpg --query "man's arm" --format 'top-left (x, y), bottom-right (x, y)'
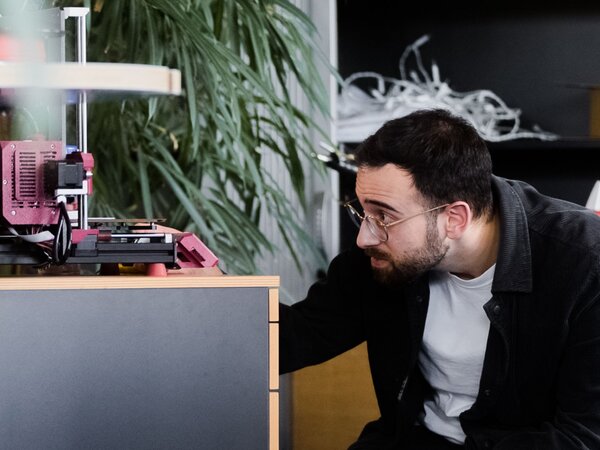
top-left (279, 249), bottom-right (370, 374)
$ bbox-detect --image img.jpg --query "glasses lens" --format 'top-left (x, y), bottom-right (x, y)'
top-left (345, 203), bottom-right (363, 229)
top-left (365, 217), bottom-right (388, 242)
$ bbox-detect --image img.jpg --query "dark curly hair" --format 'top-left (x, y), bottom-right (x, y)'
top-left (354, 108), bottom-right (494, 219)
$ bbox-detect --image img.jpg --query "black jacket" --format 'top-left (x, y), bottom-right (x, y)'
top-left (280, 176), bottom-right (600, 449)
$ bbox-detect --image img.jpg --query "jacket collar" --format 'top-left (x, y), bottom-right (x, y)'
top-left (490, 176), bottom-right (533, 293)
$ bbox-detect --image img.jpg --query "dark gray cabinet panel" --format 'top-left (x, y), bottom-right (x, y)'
top-left (0, 280), bottom-right (276, 450)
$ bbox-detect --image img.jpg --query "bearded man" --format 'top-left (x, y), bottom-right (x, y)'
top-left (279, 109), bottom-right (600, 449)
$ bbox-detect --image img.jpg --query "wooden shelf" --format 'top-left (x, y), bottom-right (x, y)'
top-left (0, 62), bottom-right (181, 101)
top-left (0, 275), bottom-right (280, 290)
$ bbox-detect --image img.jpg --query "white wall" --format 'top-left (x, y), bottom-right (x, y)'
top-left (257, 0), bottom-right (339, 305)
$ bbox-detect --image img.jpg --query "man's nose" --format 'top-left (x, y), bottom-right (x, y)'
top-left (356, 220), bottom-right (380, 248)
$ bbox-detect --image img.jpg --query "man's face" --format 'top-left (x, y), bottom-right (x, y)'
top-left (354, 164), bottom-right (449, 285)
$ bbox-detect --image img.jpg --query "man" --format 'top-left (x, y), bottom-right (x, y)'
top-left (279, 109), bottom-right (600, 449)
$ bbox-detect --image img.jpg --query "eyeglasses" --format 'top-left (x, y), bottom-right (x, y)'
top-left (344, 199), bottom-right (449, 243)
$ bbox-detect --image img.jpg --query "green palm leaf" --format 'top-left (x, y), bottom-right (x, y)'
top-left (48, 0), bottom-right (334, 274)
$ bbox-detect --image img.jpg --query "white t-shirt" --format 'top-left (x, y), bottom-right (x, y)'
top-left (417, 264), bottom-right (495, 444)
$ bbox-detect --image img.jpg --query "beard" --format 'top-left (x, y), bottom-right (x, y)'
top-left (365, 217), bottom-right (448, 286)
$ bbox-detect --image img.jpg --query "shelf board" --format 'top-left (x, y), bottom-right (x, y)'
top-left (341, 137), bottom-right (600, 152)
top-left (487, 137), bottom-right (600, 151)
top-left (0, 275), bottom-right (280, 290)
top-left (0, 62), bottom-right (181, 102)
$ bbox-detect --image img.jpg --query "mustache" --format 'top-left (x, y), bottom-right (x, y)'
top-left (364, 248), bottom-right (391, 260)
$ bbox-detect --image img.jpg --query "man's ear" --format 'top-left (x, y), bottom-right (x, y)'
top-left (443, 202), bottom-right (472, 239)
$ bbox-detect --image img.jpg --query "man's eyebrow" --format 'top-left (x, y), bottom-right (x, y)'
top-left (364, 199), bottom-right (399, 213)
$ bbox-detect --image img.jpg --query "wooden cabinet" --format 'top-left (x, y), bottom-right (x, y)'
top-left (0, 275), bottom-right (279, 450)
top-left (291, 343), bottom-right (379, 450)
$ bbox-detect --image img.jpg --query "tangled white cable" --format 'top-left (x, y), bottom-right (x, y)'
top-left (337, 35), bottom-right (558, 143)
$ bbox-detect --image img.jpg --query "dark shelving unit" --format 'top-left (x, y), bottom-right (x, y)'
top-left (336, 2), bottom-right (600, 250)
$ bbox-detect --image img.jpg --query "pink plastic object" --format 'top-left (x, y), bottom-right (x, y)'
top-left (0, 34), bottom-right (46, 100)
top-left (1, 140), bottom-right (61, 225)
top-left (146, 263), bottom-right (168, 277)
top-left (71, 228), bottom-right (99, 244)
top-left (176, 233), bottom-right (218, 268)
top-left (0, 34), bottom-right (45, 62)
top-left (67, 152), bottom-right (94, 194)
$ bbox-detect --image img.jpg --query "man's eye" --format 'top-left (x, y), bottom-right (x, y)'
top-left (375, 211), bottom-right (388, 222)
top-left (365, 208), bottom-right (389, 223)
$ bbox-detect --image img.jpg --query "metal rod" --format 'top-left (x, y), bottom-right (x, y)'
top-left (76, 13), bottom-right (88, 230)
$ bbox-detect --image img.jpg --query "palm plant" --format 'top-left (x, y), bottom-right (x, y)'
top-left (45, 0), bottom-right (333, 274)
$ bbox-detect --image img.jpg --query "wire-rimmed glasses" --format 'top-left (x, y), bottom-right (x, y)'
top-left (344, 199), bottom-right (449, 243)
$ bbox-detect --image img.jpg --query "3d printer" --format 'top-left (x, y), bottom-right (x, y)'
top-left (0, 7), bottom-right (217, 271)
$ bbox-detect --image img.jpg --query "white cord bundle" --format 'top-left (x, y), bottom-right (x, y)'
top-left (337, 35), bottom-right (558, 143)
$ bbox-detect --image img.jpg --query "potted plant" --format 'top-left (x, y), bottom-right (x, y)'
top-left (42, 0), bottom-right (333, 274)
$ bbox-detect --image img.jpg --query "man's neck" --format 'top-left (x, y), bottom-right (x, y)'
top-left (450, 213), bottom-right (500, 280)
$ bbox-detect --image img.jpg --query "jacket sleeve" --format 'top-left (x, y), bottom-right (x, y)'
top-left (492, 291), bottom-right (600, 449)
top-left (279, 249), bottom-right (370, 374)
